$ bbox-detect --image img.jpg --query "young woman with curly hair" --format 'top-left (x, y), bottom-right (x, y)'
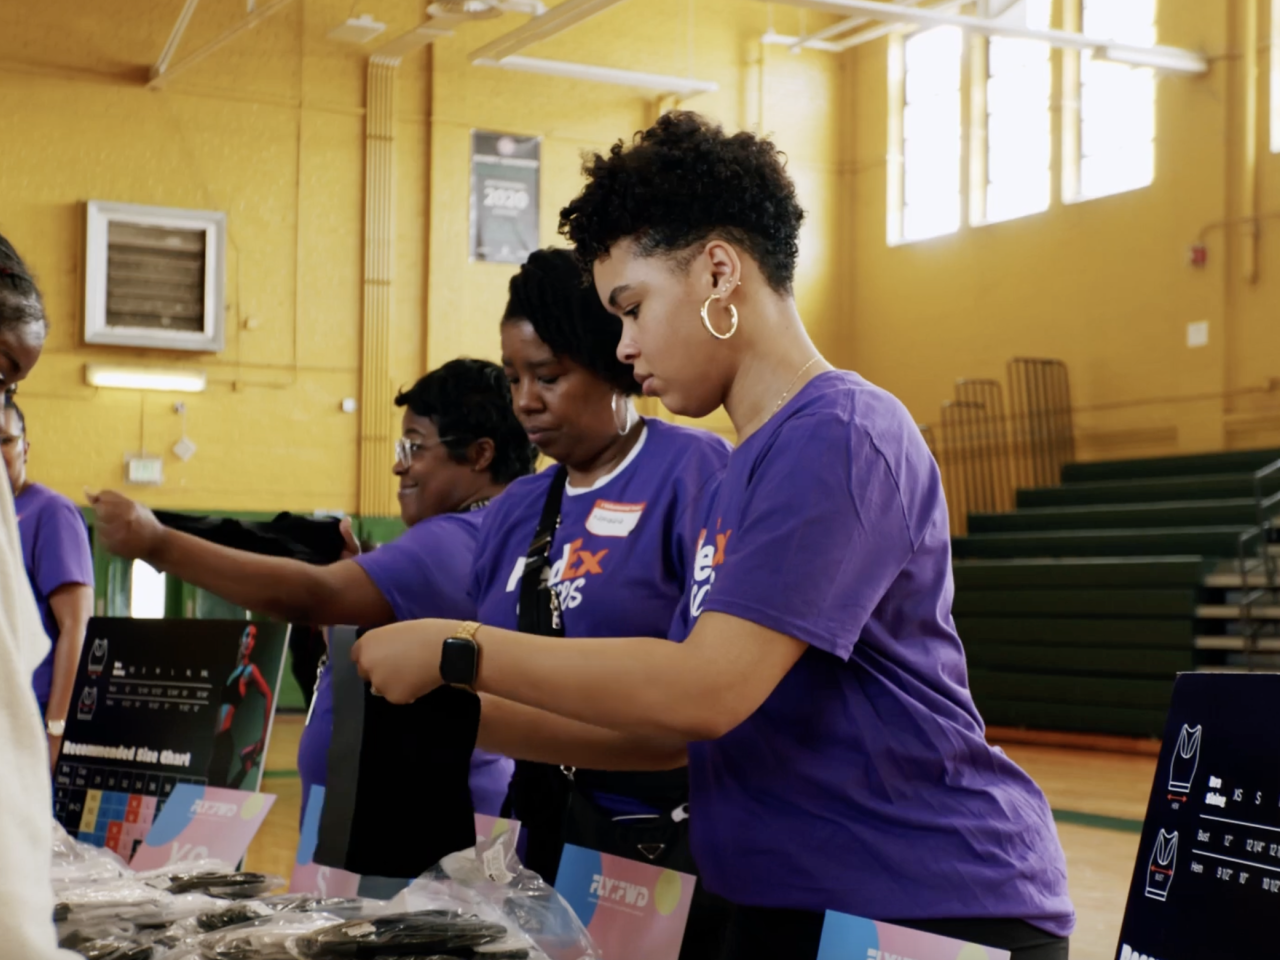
top-left (352, 114), bottom-right (1073, 960)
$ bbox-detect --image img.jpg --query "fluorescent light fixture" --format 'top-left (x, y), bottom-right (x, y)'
top-left (473, 56), bottom-right (718, 95)
top-left (85, 364), bottom-right (207, 393)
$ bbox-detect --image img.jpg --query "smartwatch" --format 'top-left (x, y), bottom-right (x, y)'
top-left (47, 718), bottom-right (66, 737)
top-left (440, 621), bottom-right (482, 691)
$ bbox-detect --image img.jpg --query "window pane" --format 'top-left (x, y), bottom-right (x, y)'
top-left (985, 6), bottom-right (1051, 226)
top-left (901, 26), bottom-right (962, 242)
top-left (1077, 1), bottom-right (1157, 200)
top-left (130, 560), bottom-right (167, 619)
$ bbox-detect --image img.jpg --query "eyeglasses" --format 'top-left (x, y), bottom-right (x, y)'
top-left (395, 436), bottom-right (458, 468)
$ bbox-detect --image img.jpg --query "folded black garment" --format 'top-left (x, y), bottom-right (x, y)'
top-left (315, 628), bottom-right (480, 879)
top-left (154, 510), bottom-right (347, 566)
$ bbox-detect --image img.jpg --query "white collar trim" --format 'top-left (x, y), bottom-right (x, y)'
top-left (565, 422), bottom-right (649, 496)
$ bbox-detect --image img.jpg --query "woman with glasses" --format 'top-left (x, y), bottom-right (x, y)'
top-left (353, 114), bottom-right (1073, 960)
top-left (91, 358), bottom-right (537, 821)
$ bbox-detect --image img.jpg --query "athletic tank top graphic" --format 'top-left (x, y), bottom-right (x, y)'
top-left (1168, 724), bottom-right (1202, 793)
top-left (87, 638), bottom-right (108, 678)
top-left (223, 664), bottom-right (251, 708)
top-left (1145, 829), bottom-right (1178, 901)
top-left (77, 686), bottom-right (98, 721)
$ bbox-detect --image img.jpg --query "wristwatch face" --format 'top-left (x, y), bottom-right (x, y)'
top-left (440, 637), bottom-right (478, 687)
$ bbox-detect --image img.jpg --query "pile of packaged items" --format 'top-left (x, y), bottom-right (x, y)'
top-left (52, 823), bottom-right (599, 960)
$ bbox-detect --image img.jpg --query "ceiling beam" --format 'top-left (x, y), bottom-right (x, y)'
top-left (757, 0), bottom-right (1208, 74)
top-left (469, 0), bottom-right (629, 63)
top-left (148, 0), bottom-right (299, 90)
top-left (152, 0), bottom-right (202, 81)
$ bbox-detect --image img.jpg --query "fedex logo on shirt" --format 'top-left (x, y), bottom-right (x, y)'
top-left (505, 539), bottom-right (609, 610)
top-left (688, 522), bottom-right (732, 619)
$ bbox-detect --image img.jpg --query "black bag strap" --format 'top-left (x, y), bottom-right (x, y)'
top-left (518, 466), bottom-right (569, 638)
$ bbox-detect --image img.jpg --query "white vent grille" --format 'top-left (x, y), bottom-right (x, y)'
top-left (85, 201), bottom-right (225, 352)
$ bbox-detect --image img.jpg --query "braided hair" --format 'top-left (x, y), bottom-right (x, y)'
top-left (0, 233), bottom-right (47, 339)
top-left (503, 247), bottom-right (639, 396)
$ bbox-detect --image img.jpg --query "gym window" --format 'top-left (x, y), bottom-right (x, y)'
top-left (891, 25), bottom-right (964, 243)
top-left (983, 0), bottom-right (1053, 224)
top-left (1074, 0), bottom-right (1157, 199)
top-left (888, 0), bottom-right (1160, 243)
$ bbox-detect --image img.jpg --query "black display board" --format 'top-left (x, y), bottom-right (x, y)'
top-left (1116, 673), bottom-right (1280, 960)
top-left (469, 130), bottom-right (540, 264)
top-left (53, 618), bottom-right (288, 860)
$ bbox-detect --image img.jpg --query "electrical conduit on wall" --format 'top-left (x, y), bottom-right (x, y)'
top-left (360, 56), bottom-right (399, 518)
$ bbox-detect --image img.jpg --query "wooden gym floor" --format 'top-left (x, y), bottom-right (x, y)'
top-left (246, 716), bottom-right (1155, 960)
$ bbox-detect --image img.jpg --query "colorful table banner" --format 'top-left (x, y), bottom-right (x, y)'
top-left (554, 844), bottom-right (694, 960)
top-left (130, 783), bottom-right (275, 870)
top-left (817, 913), bottom-right (1011, 960)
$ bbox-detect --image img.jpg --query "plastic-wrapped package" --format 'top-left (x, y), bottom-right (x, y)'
top-left (134, 862), bottom-right (284, 900)
top-left (390, 832), bottom-right (598, 960)
top-left (195, 895), bottom-right (365, 932)
top-left (191, 911), bottom-right (347, 960)
top-left (51, 821), bottom-right (131, 888)
top-left (293, 911), bottom-right (511, 958)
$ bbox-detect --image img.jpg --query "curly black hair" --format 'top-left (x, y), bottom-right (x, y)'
top-left (395, 358), bottom-right (537, 485)
top-left (558, 111), bottom-right (805, 293)
top-left (503, 247), bottom-right (639, 396)
top-left (0, 232), bottom-right (47, 336)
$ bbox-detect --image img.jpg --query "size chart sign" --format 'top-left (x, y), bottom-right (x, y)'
top-left (470, 130), bottom-right (539, 264)
top-left (54, 618), bottom-right (287, 858)
top-left (1116, 673), bottom-right (1280, 959)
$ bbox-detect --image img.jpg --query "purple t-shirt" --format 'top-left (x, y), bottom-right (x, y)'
top-left (16, 483), bottom-right (94, 707)
top-left (295, 508), bottom-right (510, 821)
top-left (470, 419), bottom-right (730, 641)
top-left (670, 371), bottom-right (1074, 935)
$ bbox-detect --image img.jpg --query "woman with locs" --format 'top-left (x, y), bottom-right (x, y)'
top-left (352, 114), bottom-right (1074, 960)
top-left (468, 247), bottom-right (732, 959)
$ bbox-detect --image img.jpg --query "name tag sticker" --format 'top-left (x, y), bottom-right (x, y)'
top-left (586, 500), bottom-right (646, 538)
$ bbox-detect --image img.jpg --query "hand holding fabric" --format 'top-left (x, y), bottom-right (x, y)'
top-left (86, 489), bottom-right (165, 562)
top-left (350, 618), bottom-right (451, 704)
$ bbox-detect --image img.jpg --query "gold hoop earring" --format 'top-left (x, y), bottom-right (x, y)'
top-left (700, 293), bottom-right (739, 341)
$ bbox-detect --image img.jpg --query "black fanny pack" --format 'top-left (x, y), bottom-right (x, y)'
top-left (505, 466), bottom-right (696, 884)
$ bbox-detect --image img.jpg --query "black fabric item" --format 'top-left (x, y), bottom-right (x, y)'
top-left (154, 510), bottom-right (348, 566)
top-left (316, 628), bottom-right (480, 878)
top-left (718, 905), bottom-right (1069, 960)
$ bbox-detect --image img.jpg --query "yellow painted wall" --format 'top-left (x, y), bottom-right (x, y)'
top-left (841, 1), bottom-right (1280, 460)
top-left (0, 0), bottom-right (840, 514)
top-left (423, 1), bottom-right (843, 437)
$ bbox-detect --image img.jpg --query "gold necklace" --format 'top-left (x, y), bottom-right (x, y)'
top-left (774, 356), bottom-right (822, 412)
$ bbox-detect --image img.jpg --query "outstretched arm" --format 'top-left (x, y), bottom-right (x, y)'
top-left (354, 612), bottom-right (807, 744)
top-left (89, 491), bottom-right (392, 626)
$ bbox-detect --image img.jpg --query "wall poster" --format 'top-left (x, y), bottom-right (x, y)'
top-left (470, 130), bottom-right (540, 264)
